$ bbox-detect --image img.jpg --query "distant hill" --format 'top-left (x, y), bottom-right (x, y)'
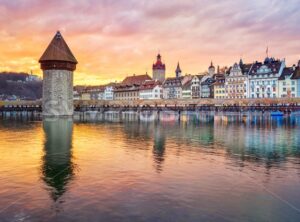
top-left (0, 72), bottom-right (42, 100)
top-left (0, 72), bottom-right (29, 82)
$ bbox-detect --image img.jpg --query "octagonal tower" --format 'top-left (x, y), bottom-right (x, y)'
top-left (39, 31), bottom-right (78, 116)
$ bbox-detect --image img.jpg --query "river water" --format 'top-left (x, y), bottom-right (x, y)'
top-left (0, 114), bottom-right (300, 222)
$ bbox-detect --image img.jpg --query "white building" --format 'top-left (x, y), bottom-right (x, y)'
top-left (26, 74), bottom-right (42, 82)
top-left (191, 75), bottom-right (204, 98)
top-left (278, 66), bottom-right (298, 98)
top-left (139, 80), bottom-right (163, 100)
top-left (104, 85), bottom-right (114, 100)
top-left (248, 58), bottom-right (285, 99)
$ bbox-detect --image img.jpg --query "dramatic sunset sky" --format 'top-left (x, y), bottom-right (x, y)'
top-left (0, 0), bottom-right (299, 85)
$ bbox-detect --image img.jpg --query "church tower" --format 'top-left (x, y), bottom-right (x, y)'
top-left (208, 61), bottom-right (215, 76)
top-left (152, 54), bottom-right (166, 82)
top-left (175, 62), bottom-right (182, 78)
top-left (39, 31), bottom-right (78, 116)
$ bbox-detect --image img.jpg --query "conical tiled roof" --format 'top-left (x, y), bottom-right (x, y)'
top-left (39, 31), bottom-right (77, 64)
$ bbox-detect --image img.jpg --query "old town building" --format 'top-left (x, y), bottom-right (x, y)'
top-left (163, 77), bottom-right (183, 99)
top-left (295, 61), bottom-right (300, 97)
top-left (104, 83), bottom-right (115, 100)
top-left (191, 75), bottom-right (204, 98)
top-left (248, 57), bottom-right (285, 98)
top-left (114, 84), bottom-right (140, 100)
top-left (225, 61), bottom-right (249, 99)
top-left (114, 74), bottom-right (151, 100)
top-left (278, 66), bottom-right (298, 98)
top-left (213, 74), bottom-right (226, 99)
top-left (200, 62), bottom-right (219, 98)
top-left (139, 80), bottom-right (163, 100)
top-left (182, 78), bottom-right (193, 99)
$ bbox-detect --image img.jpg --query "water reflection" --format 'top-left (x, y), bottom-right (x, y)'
top-left (42, 118), bottom-right (74, 201)
top-left (153, 124), bottom-right (166, 173)
top-left (1, 116), bottom-right (300, 221)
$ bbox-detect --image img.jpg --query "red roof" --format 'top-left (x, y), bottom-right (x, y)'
top-left (39, 31), bottom-right (77, 64)
top-left (153, 54), bottom-right (166, 70)
top-left (122, 74), bottom-right (152, 85)
top-left (139, 80), bottom-right (162, 90)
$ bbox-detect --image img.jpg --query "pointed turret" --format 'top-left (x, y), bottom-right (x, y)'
top-left (239, 58), bottom-right (243, 67)
top-left (157, 53), bottom-right (162, 62)
top-left (175, 62), bottom-right (182, 78)
top-left (208, 61), bottom-right (216, 76)
top-left (39, 31), bottom-right (77, 71)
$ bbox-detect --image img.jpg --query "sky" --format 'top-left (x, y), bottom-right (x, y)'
top-left (0, 0), bottom-right (300, 85)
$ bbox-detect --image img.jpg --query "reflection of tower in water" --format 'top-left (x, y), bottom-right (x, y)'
top-left (153, 124), bottom-right (166, 173)
top-left (42, 118), bottom-right (74, 201)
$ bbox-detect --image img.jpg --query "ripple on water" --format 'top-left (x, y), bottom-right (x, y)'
top-left (0, 119), bottom-right (300, 221)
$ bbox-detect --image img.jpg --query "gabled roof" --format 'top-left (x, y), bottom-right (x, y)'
top-left (291, 67), bottom-right (300, 80)
top-left (241, 63), bottom-right (253, 74)
top-left (279, 67), bottom-right (294, 80)
top-left (248, 59), bottom-right (282, 76)
top-left (163, 77), bottom-right (183, 87)
top-left (39, 31), bottom-right (77, 64)
top-left (192, 74), bottom-right (204, 80)
top-left (201, 77), bottom-right (215, 86)
top-left (122, 74), bottom-right (152, 85)
top-left (182, 79), bottom-right (192, 89)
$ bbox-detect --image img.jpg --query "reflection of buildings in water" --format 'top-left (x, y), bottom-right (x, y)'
top-left (42, 118), bottom-right (74, 201)
top-left (212, 121), bottom-right (300, 169)
top-left (123, 122), bottom-right (154, 141)
top-left (152, 124), bottom-right (166, 173)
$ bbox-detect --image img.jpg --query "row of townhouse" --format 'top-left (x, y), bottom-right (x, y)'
top-left (203, 58), bottom-right (300, 99)
top-left (75, 53), bottom-right (300, 100)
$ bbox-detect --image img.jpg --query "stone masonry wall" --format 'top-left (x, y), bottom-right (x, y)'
top-left (43, 70), bottom-right (73, 116)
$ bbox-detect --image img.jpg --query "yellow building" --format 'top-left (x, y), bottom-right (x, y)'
top-left (80, 92), bottom-right (91, 100)
top-left (213, 75), bottom-right (226, 99)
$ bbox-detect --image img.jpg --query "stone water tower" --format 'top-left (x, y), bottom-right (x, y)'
top-left (39, 31), bottom-right (77, 116)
